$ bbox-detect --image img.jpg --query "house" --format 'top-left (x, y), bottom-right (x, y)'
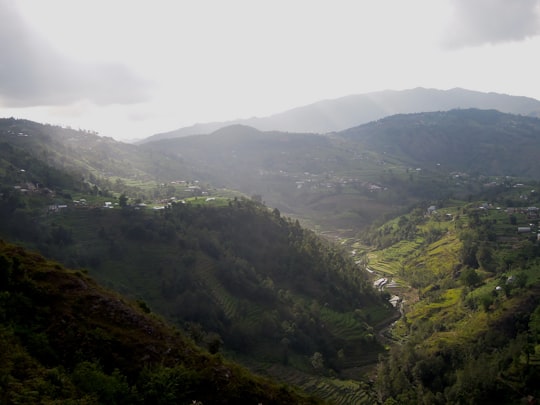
top-left (373, 278), bottom-right (388, 289)
top-left (389, 295), bottom-right (401, 307)
top-left (48, 204), bottom-right (68, 213)
top-left (517, 227), bottom-right (531, 233)
top-left (527, 207), bottom-right (539, 219)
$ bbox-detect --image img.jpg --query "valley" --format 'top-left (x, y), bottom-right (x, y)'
top-left (2, 105), bottom-right (540, 403)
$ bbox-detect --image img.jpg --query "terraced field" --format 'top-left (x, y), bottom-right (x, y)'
top-left (196, 256), bottom-right (242, 320)
top-left (319, 308), bottom-right (368, 341)
top-left (262, 364), bottom-right (377, 405)
top-left (367, 238), bottom-right (423, 276)
top-left (407, 288), bottom-right (461, 321)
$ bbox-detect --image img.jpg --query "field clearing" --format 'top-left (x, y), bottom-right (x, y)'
top-left (407, 288), bottom-right (461, 321)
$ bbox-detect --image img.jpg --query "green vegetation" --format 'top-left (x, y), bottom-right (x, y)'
top-left (143, 109), bottom-right (540, 230)
top-left (0, 240), bottom-right (321, 404)
top-left (365, 201), bottom-right (540, 404)
top-left (1, 196), bottom-right (391, 376)
top-left (4, 110), bottom-right (540, 403)
top-left (0, 117), bottom-right (212, 203)
top-left (1, 118), bottom-right (399, 401)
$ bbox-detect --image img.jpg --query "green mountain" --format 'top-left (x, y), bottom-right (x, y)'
top-left (142, 109), bottom-right (540, 231)
top-left (0, 117), bottom-right (200, 196)
top-left (0, 240), bottom-right (321, 404)
top-left (0, 194), bottom-right (391, 372)
top-left (340, 108), bottom-right (540, 177)
top-left (141, 88), bottom-right (540, 142)
top-left (142, 124), bottom-right (414, 231)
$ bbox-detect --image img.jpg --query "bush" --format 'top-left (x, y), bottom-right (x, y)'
top-left (71, 361), bottom-right (135, 404)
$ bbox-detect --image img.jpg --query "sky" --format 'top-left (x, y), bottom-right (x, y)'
top-left (1, 0), bottom-right (540, 141)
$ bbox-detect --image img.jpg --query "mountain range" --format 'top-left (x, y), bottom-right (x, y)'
top-left (141, 87), bottom-right (540, 143)
top-left (141, 108), bottom-right (540, 230)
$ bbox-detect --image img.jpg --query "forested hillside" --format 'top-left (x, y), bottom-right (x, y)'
top-left (341, 109), bottom-right (540, 177)
top-left (0, 240), bottom-right (321, 404)
top-left (1, 195), bottom-right (391, 374)
top-left (0, 118), bottom-right (200, 198)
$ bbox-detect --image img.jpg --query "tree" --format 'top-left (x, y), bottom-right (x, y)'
top-left (119, 194), bottom-right (128, 208)
top-left (460, 267), bottom-right (480, 288)
top-left (204, 332), bottom-right (223, 354)
top-left (476, 243), bottom-right (495, 272)
top-left (460, 230), bottom-right (479, 268)
top-left (251, 194), bottom-right (263, 204)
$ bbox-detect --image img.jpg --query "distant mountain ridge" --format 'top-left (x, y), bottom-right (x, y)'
top-left (142, 109), bottom-right (540, 230)
top-left (340, 108), bottom-right (540, 177)
top-left (140, 87), bottom-right (540, 143)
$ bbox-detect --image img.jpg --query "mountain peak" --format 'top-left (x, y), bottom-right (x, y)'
top-left (210, 124), bottom-right (261, 136)
top-left (140, 88), bottom-right (540, 143)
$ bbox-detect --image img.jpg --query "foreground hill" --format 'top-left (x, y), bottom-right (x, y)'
top-left (1, 196), bottom-right (391, 374)
top-left (0, 139), bottom-right (394, 403)
top-left (142, 88), bottom-right (540, 142)
top-left (0, 240), bottom-right (321, 404)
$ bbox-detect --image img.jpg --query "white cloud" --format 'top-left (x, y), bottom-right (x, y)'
top-left (0, 0), bottom-right (151, 107)
top-left (442, 0), bottom-right (540, 48)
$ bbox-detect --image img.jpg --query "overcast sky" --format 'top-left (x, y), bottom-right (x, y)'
top-left (1, 0), bottom-right (540, 141)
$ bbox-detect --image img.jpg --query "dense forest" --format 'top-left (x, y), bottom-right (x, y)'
top-left (0, 193), bottom-right (391, 373)
top-left (0, 240), bottom-right (321, 404)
